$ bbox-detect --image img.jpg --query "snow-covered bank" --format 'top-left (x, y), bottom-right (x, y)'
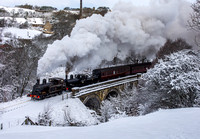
top-left (0, 96), bottom-right (98, 129)
top-left (1, 108), bottom-right (200, 139)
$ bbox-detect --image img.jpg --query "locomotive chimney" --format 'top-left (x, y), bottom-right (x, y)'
top-left (36, 79), bottom-right (40, 85)
top-left (43, 79), bottom-right (47, 84)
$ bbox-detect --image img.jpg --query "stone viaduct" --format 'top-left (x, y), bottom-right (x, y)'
top-left (71, 74), bottom-right (141, 111)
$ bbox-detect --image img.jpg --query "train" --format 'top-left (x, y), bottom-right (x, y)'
top-left (27, 62), bottom-right (151, 100)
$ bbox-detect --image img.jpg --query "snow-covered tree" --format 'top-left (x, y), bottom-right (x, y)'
top-left (189, 0), bottom-right (200, 32)
top-left (63, 104), bottom-right (99, 126)
top-left (0, 39), bottom-right (41, 102)
top-left (138, 50), bottom-right (200, 114)
top-left (100, 87), bottom-right (139, 122)
top-left (37, 105), bottom-right (53, 126)
top-left (188, 0), bottom-right (200, 46)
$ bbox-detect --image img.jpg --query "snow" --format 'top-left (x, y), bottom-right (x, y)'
top-left (27, 18), bottom-right (44, 25)
top-left (141, 50), bottom-right (200, 108)
top-left (0, 95), bottom-right (97, 129)
top-left (0, 17), bottom-right (44, 25)
top-left (65, 10), bottom-right (79, 15)
top-left (62, 98), bottom-right (98, 126)
top-left (0, 6), bottom-right (35, 14)
top-left (74, 75), bottom-right (139, 97)
top-left (0, 90), bottom-right (200, 139)
top-left (0, 63), bottom-right (4, 68)
top-left (0, 107), bottom-right (200, 139)
top-left (2, 27), bottom-right (42, 40)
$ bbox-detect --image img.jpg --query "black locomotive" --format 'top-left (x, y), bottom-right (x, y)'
top-left (28, 62), bottom-right (151, 100)
top-left (27, 78), bottom-right (64, 99)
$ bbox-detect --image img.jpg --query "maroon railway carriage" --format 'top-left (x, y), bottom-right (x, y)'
top-left (92, 62), bottom-right (151, 81)
top-left (93, 65), bottom-right (130, 81)
top-left (129, 62), bottom-right (151, 74)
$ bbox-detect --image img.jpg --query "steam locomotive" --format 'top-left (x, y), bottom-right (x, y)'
top-left (27, 78), bottom-right (65, 99)
top-left (27, 62), bottom-right (151, 100)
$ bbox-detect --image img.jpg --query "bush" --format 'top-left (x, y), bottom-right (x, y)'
top-left (100, 87), bottom-right (139, 122)
top-left (138, 50), bottom-right (200, 114)
top-left (37, 105), bottom-right (52, 126)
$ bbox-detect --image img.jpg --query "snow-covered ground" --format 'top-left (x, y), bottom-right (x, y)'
top-left (0, 95), bottom-right (200, 139)
top-left (0, 94), bottom-right (98, 130)
top-left (0, 106), bottom-right (200, 139)
top-left (0, 6), bottom-right (36, 14)
top-left (2, 27), bottom-right (42, 39)
top-left (1, 27), bottom-right (43, 44)
top-left (0, 17), bottom-right (44, 25)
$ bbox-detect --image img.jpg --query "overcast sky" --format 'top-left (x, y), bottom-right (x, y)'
top-left (0, 0), bottom-right (196, 9)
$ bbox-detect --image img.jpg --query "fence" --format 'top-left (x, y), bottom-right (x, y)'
top-left (0, 116), bottom-right (38, 130)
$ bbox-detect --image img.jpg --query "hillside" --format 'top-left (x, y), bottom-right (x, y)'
top-left (0, 5), bottom-right (79, 43)
top-left (0, 5), bottom-right (110, 102)
top-left (0, 101), bottom-right (200, 139)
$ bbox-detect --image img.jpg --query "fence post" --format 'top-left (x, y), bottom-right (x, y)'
top-left (1, 123), bottom-right (3, 130)
top-left (62, 93), bottom-right (64, 100)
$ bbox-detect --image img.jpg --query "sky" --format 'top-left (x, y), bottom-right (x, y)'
top-left (0, 0), bottom-right (197, 9)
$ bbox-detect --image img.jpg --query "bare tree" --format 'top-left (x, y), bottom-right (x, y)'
top-left (0, 38), bottom-right (41, 102)
top-left (152, 38), bottom-right (192, 66)
top-left (188, 0), bottom-right (200, 46)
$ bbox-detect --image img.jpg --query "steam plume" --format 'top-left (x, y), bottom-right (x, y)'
top-left (37, 0), bottom-right (195, 78)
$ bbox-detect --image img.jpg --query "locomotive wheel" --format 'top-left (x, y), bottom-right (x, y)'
top-left (41, 96), bottom-right (45, 99)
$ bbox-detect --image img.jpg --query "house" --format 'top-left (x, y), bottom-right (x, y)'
top-left (28, 18), bottom-right (44, 27)
top-left (43, 21), bottom-right (54, 34)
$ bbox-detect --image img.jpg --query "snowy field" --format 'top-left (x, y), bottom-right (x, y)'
top-left (0, 95), bottom-right (200, 139)
top-left (2, 27), bottom-right (42, 39)
top-left (0, 108), bottom-right (200, 139)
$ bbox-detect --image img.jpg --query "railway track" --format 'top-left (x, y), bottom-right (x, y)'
top-left (0, 99), bottom-right (31, 114)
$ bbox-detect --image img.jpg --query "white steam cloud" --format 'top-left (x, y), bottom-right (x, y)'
top-left (37, 0), bottom-right (195, 78)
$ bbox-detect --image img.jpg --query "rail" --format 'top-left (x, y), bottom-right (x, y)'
top-left (72, 73), bottom-right (141, 97)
